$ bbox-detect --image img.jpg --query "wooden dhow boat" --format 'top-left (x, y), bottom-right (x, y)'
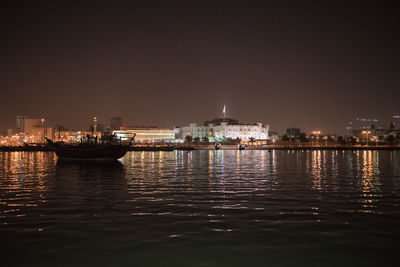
top-left (46, 133), bottom-right (135, 160)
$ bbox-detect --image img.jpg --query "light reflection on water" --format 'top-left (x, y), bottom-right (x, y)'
top-left (1, 150), bottom-right (400, 266)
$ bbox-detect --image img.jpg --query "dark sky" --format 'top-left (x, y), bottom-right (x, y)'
top-left (1, 1), bottom-right (399, 134)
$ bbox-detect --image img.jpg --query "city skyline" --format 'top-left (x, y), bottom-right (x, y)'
top-left (4, 109), bottom-right (400, 136)
top-left (1, 1), bottom-right (399, 134)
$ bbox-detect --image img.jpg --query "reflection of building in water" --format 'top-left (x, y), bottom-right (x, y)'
top-left (307, 151), bottom-right (341, 192)
top-left (187, 151), bottom-right (192, 175)
top-left (311, 150), bottom-right (322, 190)
top-left (260, 150), bottom-right (265, 174)
top-left (331, 151), bottom-right (340, 177)
top-left (208, 150), bottom-right (213, 177)
top-left (271, 150), bottom-right (277, 176)
top-left (262, 149), bottom-right (278, 181)
top-left (206, 150), bottom-right (225, 179)
top-left (360, 151), bottom-right (381, 213)
top-left (390, 152), bottom-right (400, 193)
top-left (0, 152), bottom-right (57, 223)
top-left (391, 152), bottom-right (400, 177)
top-left (345, 151), bottom-right (356, 179)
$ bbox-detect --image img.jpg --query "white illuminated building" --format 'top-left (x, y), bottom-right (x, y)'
top-left (114, 126), bottom-right (175, 143)
top-left (178, 106), bottom-right (270, 141)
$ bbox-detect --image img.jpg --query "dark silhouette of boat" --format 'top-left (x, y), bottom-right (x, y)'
top-left (46, 133), bottom-right (135, 160)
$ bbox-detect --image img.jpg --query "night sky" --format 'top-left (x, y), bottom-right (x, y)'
top-left (1, 1), bottom-right (399, 134)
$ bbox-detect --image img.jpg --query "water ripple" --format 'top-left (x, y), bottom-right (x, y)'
top-left (1, 150), bottom-right (400, 266)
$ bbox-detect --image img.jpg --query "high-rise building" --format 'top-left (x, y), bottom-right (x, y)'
top-left (16, 115), bottom-right (25, 131)
top-left (110, 117), bottom-right (123, 131)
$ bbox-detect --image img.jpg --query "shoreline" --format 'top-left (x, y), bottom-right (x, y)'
top-left (177, 145), bottom-right (400, 151)
top-left (1, 145), bottom-right (400, 152)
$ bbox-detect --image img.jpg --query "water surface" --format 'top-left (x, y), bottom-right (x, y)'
top-left (1, 150), bottom-right (400, 266)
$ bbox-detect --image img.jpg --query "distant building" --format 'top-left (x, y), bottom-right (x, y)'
top-left (23, 118), bottom-right (42, 135)
top-left (177, 117), bottom-right (269, 141)
top-left (347, 117), bottom-right (379, 135)
top-left (89, 117), bottom-right (104, 132)
top-left (7, 128), bottom-right (20, 136)
top-left (110, 117), bottom-right (123, 131)
top-left (286, 128), bottom-right (301, 137)
top-left (8, 115), bottom-right (54, 142)
top-left (114, 126), bottom-right (175, 143)
top-left (353, 128), bottom-right (400, 139)
top-left (350, 120), bottom-right (400, 139)
top-left (176, 106), bottom-right (270, 141)
top-left (9, 115), bottom-right (42, 135)
top-left (16, 115), bottom-right (25, 131)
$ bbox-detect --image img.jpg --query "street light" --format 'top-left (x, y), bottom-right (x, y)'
top-left (362, 130), bottom-right (371, 146)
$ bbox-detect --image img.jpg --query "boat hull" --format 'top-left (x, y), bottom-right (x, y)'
top-left (52, 145), bottom-right (130, 160)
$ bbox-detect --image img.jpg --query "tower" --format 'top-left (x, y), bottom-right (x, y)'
top-left (93, 117), bottom-right (98, 133)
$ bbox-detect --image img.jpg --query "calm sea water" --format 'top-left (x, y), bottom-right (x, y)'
top-left (1, 150), bottom-right (400, 266)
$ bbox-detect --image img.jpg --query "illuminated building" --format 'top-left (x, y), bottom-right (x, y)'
top-left (177, 106), bottom-right (270, 141)
top-left (177, 118), bottom-right (269, 141)
top-left (7, 115), bottom-right (54, 143)
top-left (114, 126), bottom-right (175, 143)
